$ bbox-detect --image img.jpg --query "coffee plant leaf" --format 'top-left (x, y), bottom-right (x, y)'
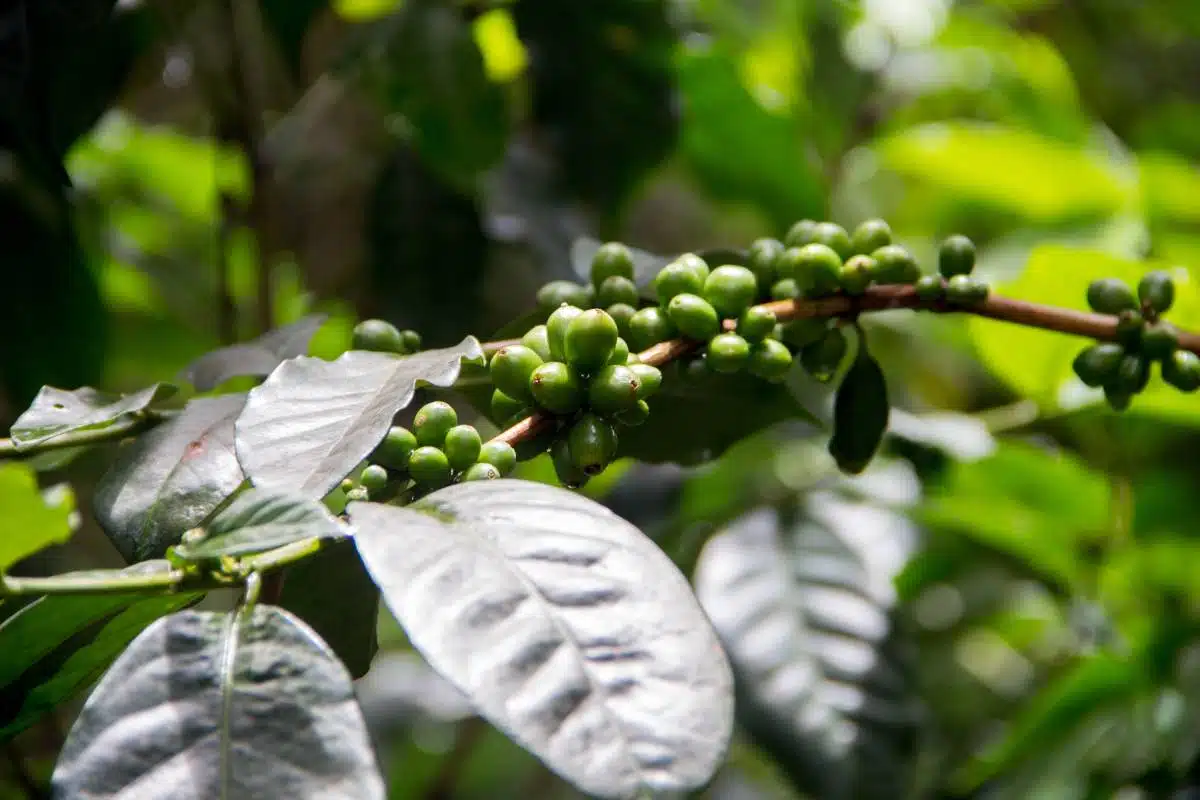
top-left (179, 314), bottom-right (329, 392)
top-left (173, 489), bottom-right (349, 562)
top-left (0, 464), bottom-right (76, 573)
top-left (10, 383), bottom-right (176, 449)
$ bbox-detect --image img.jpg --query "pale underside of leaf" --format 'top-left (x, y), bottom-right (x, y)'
top-left (175, 489), bottom-right (349, 561)
top-left (11, 383), bottom-right (175, 448)
top-left (180, 314), bottom-right (328, 392)
top-left (348, 480), bottom-right (735, 800)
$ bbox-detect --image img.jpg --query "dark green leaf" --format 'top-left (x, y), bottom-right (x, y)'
top-left (179, 314), bottom-right (329, 392)
top-left (0, 561), bottom-right (201, 742)
top-left (235, 337), bottom-right (483, 499)
top-left (829, 347), bottom-right (889, 475)
top-left (173, 489), bottom-right (349, 562)
top-left (10, 383), bottom-right (175, 448)
top-left (279, 539), bottom-right (380, 680)
top-left (94, 394), bottom-right (247, 563)
top-left (52, 606), bottom-right (384, 798)
top-left (694, 507), bottom-right (923, 799)
top-left (0, 463), bottom-right (76, 573)
top-left (348, 480), bottom-right (735, 798)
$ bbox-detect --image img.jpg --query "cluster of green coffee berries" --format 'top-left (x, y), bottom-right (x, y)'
top-left (351, 319), bottom-right (423, 355)
top-left (341, 401), bottom-right (517, 500)
top-left (1073, 271), bottom-right (1200, 409)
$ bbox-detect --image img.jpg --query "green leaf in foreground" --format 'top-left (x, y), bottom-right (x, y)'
top-left (0, 463), bottom-right (76, 573)
top-left (10, 383), bottom-right (176, 448)
top-left (52, 606), bottom-right (384, 798)
top-left (173, 489), bottom-right (348, 562)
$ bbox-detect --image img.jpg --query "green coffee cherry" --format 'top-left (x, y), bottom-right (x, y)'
top-left (771, 278), bottom-right (801, 300)
top-left (547, 304), bottom-right (585, 361)
top-left (1115, 310), bottom-right (1145, 347)
top-left (784, 219), bottom-right (818, 249)
top-left (945, 274), bottom-right (989, 305)
top-left (567, 414), bottom-right (619, 475)
top-left (1162, 350), bottom-right (1200, 392)
top-left (536, 280), bottom-right (592, 314)
top-left (938, 234), bottom-right (976, 278)
top-left (443, 425), bottom-right (482, 471)
top-left (1112, 353), bottom-right (1151, 394)
top-left (780, 318), bottom-right (829, 349)
top-left (1072, 343), bottom-right (1124, 388)
top-left (345, 486), bottom-right (370, 503)
top-left (780, 244), bottom-right (841, 296)
top-left (340, 477), bottom-right (356, 493)
top-left (462, 462), bottom-right (502, 482)
top-left (851, 219), bottom-right (892, 256)
top-left (628, 306), bottom-right (677, 351)
top-left (477, 441), bottom-right (517, 475)
top-left (707, 333), bottom-right (751, 373)
top-left (737, 306), bottom-right (777, 342)
top-left (704, 265), bottom-right (759, 318)
top-left (521, 325), bottom-right (553, 361)
top-left (551, 439), bottom-right (588, 489)
top-left (1138, 270), bottom-right (1175, 315)
top-left (359, 464), bottom-right (389, 494)
top-left (839, 255), bottom-right (874, 295)
top-left (400, 330), bottom-right (423, 353)
top-left (801, 327), bottom-right (848, 382)
top-left (1086, 278), bottom-right (1137, 315)
top-left (564, 308), bottom-right (619, 372)
top-left (675, 253), bottom-right (711, 284)
top-left (871, 245), bottom-right (920, 285)
top-left (409, 446), bottom-right (452, 486)
top-left (630, 363), bottom-right (663, 398)
top-left (1104, 387), bottom-right (1132, 412)
top-left (529, 361), bottom-right (585, 414)
top-left (654, 261), bottom-right (706, 305)
top-left (748, 338), bottom-right (794, 382)
top-left (591, 242), bottom-right (635, 286)
top-left (616, 399), bottom-right (651, 427)
top-left (667, 293), bottom-right (721, 340)
top-left (490, 344), bottom-right (543, 403)
top-left (491, 389), bottom-right (527, 426)
top-left (597, 275), bottom-right (639, 308)
top-left (608, 337), bottom-right (631, 365)
top-left (588, 365), bottom-right (642, 415)
top-left (810, 222), bottom-right (853, 261)
top-left (914, 275), bottom-right (944, 301)
top-left (1140, 322), bottom-right (1178, 360)
top-left (606, 303), bottom-right (637, 339)
top-left (683, 356), bottom-right (712, 381)
top-left (413, 401), bottom-right (458, 447)
top-left (747, 238), bottom-right (785, 289)
top-left (352, 319), bottom-right (404, 353)
top-left (372, 426), bottom-right (418, 470)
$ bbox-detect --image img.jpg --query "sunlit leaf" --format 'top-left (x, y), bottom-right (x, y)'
top-left (10, 383), bottom-right (174, 449)
top-left (0, 463), bottom-right (76, 573)
top-left (173, 489), bottom-right (348, 562)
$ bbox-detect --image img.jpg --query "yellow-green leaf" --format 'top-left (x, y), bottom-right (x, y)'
top-left (0, 464), bottom-right (76, 573)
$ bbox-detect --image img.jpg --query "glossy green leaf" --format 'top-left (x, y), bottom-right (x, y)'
top-left (94, 394), bottom-right (247, 563)
top-left (173, 489), bottom-right (349, 562)
top-left (179, 314), bottom-right (329, 392)
top-left (10, 383), bottom-right (175, 448)
top-left (52, 606), bottom-right (385, 798)
top-left (0, 463), bottom-right (76, 573)
top-left (828, 347), bottom-right (889, 475)
top-left (235, 337), bottom-right (483, 499)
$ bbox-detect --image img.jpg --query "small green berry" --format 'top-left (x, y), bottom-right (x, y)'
top-left (462, 462), bottom-right (502, 482)
top-left (564, 308), bottom-right (620, 372)
top-left (1140, 321), bottom-right (1178, 360)
top-left (606, 303), bottom-right (637, 339)
top-left (413, 401), bottom-right (457, 447)
top-left (352, 319), bottom-right (404, 353)
top-left (839, 255), bottom-right (874, 295)
top-left (443, 425), bottom-right (482, 471)
top-left (490, 389), bottom-right (527, 426)
top-left (851, 219), bottom-right (892, 256)
top-left (784, 219), bottom-right (819, 249)
top-left (536, 281), bottom-right (592, 314)
top-left (704, 265), bottom-right (759, 318)
top-left (400, 330), bottom-right (423, 353)
top-left (746, 238), bottom-right (785, 289)
top-left (654, 261), bottom-right (706, 305)
top-left (615, 399), bottom-right (651, 427)
top-left (629, 363), bottom-right (662, 398)
top-left (628, 306), bottom-right (677, 351)
top-left (737, 306), bottom-right (777, 342)
top-left (567, 413), bottom-right (619, 475)
top-left (707, 332), bottom-right (751, 374)
top-left (914, 275), bottom-right (944, 301)
top-left (667, 293), bottom-right (721, 340)
top-left (345, 486), bottom-right (369, 503)
top-left (779, 244), bottom-right (841, 296)
top-left (1138, 270), bottom-right (1175, 314)
top-left (596, 275), bottom-right (639, 308)
top-left (1072, 343), bottom-right (1124, 388)
top-left (408, 446), bottom-right (452, 486)
top-left (477, 441), bottom-right (517, 475)
top-left (801, 327), bottom-right (848, 382)
top-left (521, 325), bottom-right (553, 361)
top-left (608, 337), bottom-right (631, 365)
top-left (938, 234), bottom-right (976, 278)
top-left (1086, 278), bottom-right (1137, 315)
top-left (372, 426), bottom-right (418, 470)
top-left (871, 244), bottom-right (920, 285)
top-left (810, 222), bottom-right (853, 261)
top-left (748, 338), bottom-right (794, 381)
top-left (588, 365), bottom-right (642, 415)
top-left (1112, 353), bottom-right (1151, 394)
top-left (1104, 387), bottom-right (1132, 411)
top-left (770, 278), bottom-right (801, 300)
top-left (945, 274), bottom-right (988, 305)
top-left (675, 253), bottom-right (711, 284)
top-left (546, 304), bottom-right (585, 361)
top-left (489, 344), bottom-right (543, 403)
top-left (340, 477), bottom-right (356, 493)
top-left (1162, 350), bottom-right (1200, 392)
top-left (591, 242), bottom-right (635, 286)
top-left (780, 318), bottom-right (829, 349)
top-left (1115, 310), bottom-right (1145, 346)
top-left (529, 361), bottom-right (585, 414)
top-left (551, 439), bottom-right (588, 489)
top-left (359, 464), bottom-right (389, 494)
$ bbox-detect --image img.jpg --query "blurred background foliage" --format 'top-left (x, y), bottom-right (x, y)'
top-left (5, 0), bottom-right (1200, 797)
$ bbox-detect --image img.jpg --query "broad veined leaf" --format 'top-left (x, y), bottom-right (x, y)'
top-left (173, 489), bottom-right (349, 562)
top-left (94, 394), bottom-right (247, 563)
top-left (348, 480), bottom-right (735, 799)
top-left (235, 336), bottom-right (483, 499)
top-left (0, 463), bottom-right (76, 573)
top-left (10, 383), bottom-right (176, 448)
top-left (52, 606), bottom-right (385, 799)
top-left (694, 506), bottom-right (923, 799)
top-left (0, 561), bottom-right (201, 742)
top-left (179, 314), bottom-right (329, 392)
